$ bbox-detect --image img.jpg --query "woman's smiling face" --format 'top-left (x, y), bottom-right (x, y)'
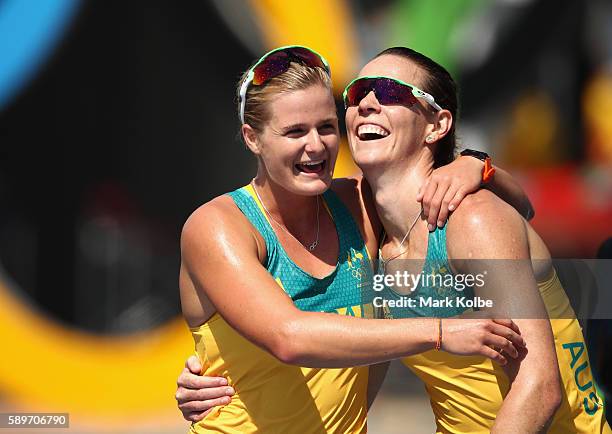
top-left (345, 54), bottom-right (436, 170)
top-left (253, 83), bottom-right (339, 196)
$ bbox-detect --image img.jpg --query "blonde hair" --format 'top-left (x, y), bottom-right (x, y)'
top-left (236, 62), bottom-right (332, 134)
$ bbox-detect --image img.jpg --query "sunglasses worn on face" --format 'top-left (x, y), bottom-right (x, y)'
top-left (239, 45), bottom-right (331, 124)
top-left (342, 76), bottom-right (442, 112)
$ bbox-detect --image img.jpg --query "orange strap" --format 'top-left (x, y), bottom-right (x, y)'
top-left (482, 157), bottom-right (496, 184)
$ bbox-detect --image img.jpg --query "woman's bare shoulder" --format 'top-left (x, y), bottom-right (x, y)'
top-left (446, 189), bottom-right (526, 260)
top-left (181, 193), bottom-right (258, 257)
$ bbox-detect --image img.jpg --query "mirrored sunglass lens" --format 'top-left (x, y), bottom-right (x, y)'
top-left (375, 79), bottom-right (417, 106)
top-left (252, 48), bottom-right (326, 86)
top-left (289, 48), bottom-right (325, 70)
top-left (252, 51), bottom-right (290, 85)
top-left (347, 79), bottom-right (374, 106)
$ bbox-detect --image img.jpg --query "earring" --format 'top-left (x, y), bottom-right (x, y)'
top-left (426, 135), bottom-right (435, 143)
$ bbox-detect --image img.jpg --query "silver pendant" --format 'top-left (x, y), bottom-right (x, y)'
top-left (308, 240), bottom-right (318, 251)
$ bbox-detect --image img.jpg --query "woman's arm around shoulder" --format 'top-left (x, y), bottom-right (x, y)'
top-left (180, 194), bottom-right (299, 360)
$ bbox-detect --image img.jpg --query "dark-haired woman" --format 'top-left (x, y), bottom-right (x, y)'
top-left (344, 47), bottom-right (609, 433)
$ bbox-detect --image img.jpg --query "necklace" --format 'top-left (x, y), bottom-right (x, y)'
top-left (379, 208), bottom-right (422, 274)
top-left (251, 180), bottom-right (320, 251)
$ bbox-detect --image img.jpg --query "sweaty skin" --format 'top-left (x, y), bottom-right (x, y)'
top-left (350, 53), bottom-right (561, 434)
top-left (177, 59), bottom-right (536, 424)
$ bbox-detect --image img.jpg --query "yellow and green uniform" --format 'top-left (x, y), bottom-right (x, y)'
top-left (378, 226), bottom-right (610, 434)
top-left (189, 184), bottom-right (373, 434)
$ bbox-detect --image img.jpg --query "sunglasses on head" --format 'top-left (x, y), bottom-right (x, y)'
top-left (239, 45), bottom-right (331, 124)
top-left (342, 75), bottom-right (442, 111)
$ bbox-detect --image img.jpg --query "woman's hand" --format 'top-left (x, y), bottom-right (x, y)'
top-left (175, 355), bottom-right (234, 423)
top-left (441, 318), bottom-right (526, 365)
top-left (417, 155), bottom-right (483, 230)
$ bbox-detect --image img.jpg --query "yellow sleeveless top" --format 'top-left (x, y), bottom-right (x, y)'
top-left (189, 313), bottom-right (368, 434)
top-left (188, 186), bottom-right (373, 433)
top-left (402, 270), bottom-right (611, 433)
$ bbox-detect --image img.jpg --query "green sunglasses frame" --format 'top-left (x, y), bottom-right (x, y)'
top-left (342, 75), bottom-right (442, 111)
